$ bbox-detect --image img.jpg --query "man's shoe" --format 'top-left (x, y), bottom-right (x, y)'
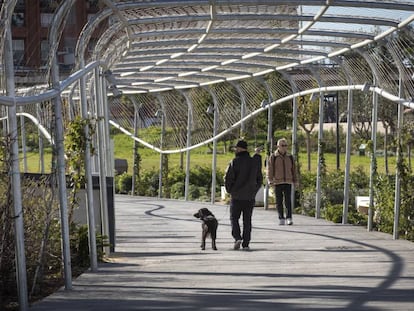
top-left (279, 219), bottom-right (285, 225)
top-left (234, 240), bottom-right (242, 250)
top-left (242, 246), bottom-right (250, 251)
top-left (286, 218), bottom-right (293, 225)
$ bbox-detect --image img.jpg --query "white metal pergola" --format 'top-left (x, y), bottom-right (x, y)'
top-left (2, 1), bottom-right (414, 310)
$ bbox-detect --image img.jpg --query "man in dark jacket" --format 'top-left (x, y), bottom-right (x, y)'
top-left (224, 140), bottom-right (263, 250)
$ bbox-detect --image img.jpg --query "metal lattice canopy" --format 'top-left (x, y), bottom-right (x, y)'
top-left (78, 0), bottom-right (414, 92)
top-left (2, 0), bottom-right (414, 152)
top-left (70, 0), bottom-right (414, 151)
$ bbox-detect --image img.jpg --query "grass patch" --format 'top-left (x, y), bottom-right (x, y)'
top-left (21, 133), bottom-right (397, 175)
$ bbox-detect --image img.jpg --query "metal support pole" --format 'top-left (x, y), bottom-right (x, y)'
top-left (358, 51), bottom-right (383, 229)
top-left (101, 78), bottom-right (115, 252)
top-left (335, 92), bottom-right (340, 170)
top-left (19, 107), bottom-right (27, 172)
top-left (343, 88), bottom-right (353, 225)
top-left (233, 83), bottom-right (246, 134)
top-left (158, 111), bottom-right (165, 199)
top-left (315, 93), bottom-right (324, 219)
top-left (51, 50), bottom-right (73, 290)
top-left (393, 75), bottom-right (404, 240)
top-left (129, 95), bottom-right (141, 197)
top-left (264, 102), bottom-right (273, 210)
top-left (132, 99), bottom-right (139, 196)
top-left (95, 67), bottom-right (110, 256)
top-left (182, 92), bottom-right (193, 201)
top-left (368, 80), bottom-right (378, 231)
top-left (5, 22), bottom-right (29, 311)
top-left (102, 80), bottom-right (114, 178)
top-left (260, 78), bottom-right (274, 210)
top-left (79, 60), bottom-right (98, 272)
top-left (211, 98), bottom-right (218, 204)
top-left (185, 106), bottom-right (192, 201)
top-left (291, 95), bottom-right (298, 208)
top-left (36, 104), bottom-right (45, 173)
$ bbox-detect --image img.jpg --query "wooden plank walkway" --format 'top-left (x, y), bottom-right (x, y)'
top-left (30, 195), bottom-right (414, 311)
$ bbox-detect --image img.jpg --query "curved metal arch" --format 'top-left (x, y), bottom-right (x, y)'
top-left (107, 83), bottom-right (414, 158)
top-left (9, 112), bottom-right (53, 144)
top-left (0, 61), bottom-right (101, 106)
top-left (75, 8), bottom-right (113, 65)
top-left (81, 0), bottom-right (414, 94)
top-left (45, 0), bottom-right (77, 80)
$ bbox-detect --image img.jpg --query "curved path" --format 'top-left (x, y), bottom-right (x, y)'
top-left (30, 195), bottom-right (414, 310)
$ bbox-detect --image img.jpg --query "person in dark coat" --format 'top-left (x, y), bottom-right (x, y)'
top-left (224, 140), bottom-right (263, 250)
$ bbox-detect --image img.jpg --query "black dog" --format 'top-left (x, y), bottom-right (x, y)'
top-left (193, 208), bottom-right (218, 250)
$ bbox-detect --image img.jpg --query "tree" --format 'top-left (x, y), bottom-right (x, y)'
top-left (378, 98), bottom-right (398, 175)
top-left (297, 95), bottom-right (319, 171)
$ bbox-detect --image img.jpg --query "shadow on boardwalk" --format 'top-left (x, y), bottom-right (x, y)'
top-left (30, 195), bottom-right (414, 311)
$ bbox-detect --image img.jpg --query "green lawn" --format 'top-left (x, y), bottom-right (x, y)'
top-left (22, 133), bottom-right (398, 175)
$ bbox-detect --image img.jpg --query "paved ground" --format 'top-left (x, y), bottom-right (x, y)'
top-left (30, 195), bottom-right (414, 310)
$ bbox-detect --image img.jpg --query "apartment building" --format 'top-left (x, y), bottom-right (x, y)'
top-left (11, 0), bottom-right (100, 84)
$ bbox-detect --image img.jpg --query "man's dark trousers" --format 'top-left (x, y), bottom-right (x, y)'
top-left (230, 199), bottom-right (254, 248)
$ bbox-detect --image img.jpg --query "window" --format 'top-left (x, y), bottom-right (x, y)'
top-left (12, 39), bottom-right (25, 66)
top-left (41, 13), bottom-right (54, 27)
top-left (12, 13), bottom-right (25, 27)
top-left (41, 40), bottom-right (50, 65)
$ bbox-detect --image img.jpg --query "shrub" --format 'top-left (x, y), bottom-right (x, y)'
top-left (187, 184), bottom-right (200, 199)
top-left (117, 172), bottom-right (132, 194)
top-left (324, 203), bottom-right (343, 223)
top-left (301, 190), bottom-right (317, 216)
top-left (170, 181), bottom-right (185, 199)
top-left (136, 169), bottom-right (159, 197)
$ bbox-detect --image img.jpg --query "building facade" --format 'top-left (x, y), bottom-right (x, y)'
top-left (11, 0), bottom-right (101, 84)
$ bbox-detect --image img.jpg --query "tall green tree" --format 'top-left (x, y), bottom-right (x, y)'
top-left (297, 95), bottom-right (319, 171)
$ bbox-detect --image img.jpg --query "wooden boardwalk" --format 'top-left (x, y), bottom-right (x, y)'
top-left (30, 195), bottom-right (414, 311)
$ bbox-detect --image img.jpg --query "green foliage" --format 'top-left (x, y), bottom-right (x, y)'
top-left (65, 116), bottom-right (98, 221)
top-left (166, 166), bottom-right (186, 199)
top-left (318, 140), bottom-right (327, 177)
top-left (273, 101), bottom-right (293, 130)
top-left (301, 190), bottom-right (317, 217)
top-left (188, 184), bottom-right (202, 200)
top-left (1, 174), bottom-right (74, 308)
top-left (161, 155), bottom-right (169, 197)
top-left (374, 174), bottom-right (395, 234)
top-left (350, 166), bottom-right (371, 190)
top-left (189, 165), bottom-right (213, 187)
top-left (301, 171), bottom-right (317, 187)
top-left (297, 95), bottom-right (319, 131)
top-left (374, 146), bottom-right (414, 240)
top-left (324, 203), bottom-right (343, 223)
top-left (116, 172), bottom-right (132, 194)
top-left (65, 116), bottom-right (97, 183)
top-left (132, 148), bottom-right (142, 195)
top-left (170, 181), bottom-right (185, 199)
top-left (70, 224), bottom-right (109, 267)
top-left (70, 224), bottom-right (90, 267)
top-left (324, 202), bottom-right (367, 225)
top-left (116, 164), bottom-right (224, 202)
top-left (0, 136), bottom-right (16, 309)
top-left (323, 127), bottom-right (346, 153)
top-left (300, 165), bottom-right (371, 224)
